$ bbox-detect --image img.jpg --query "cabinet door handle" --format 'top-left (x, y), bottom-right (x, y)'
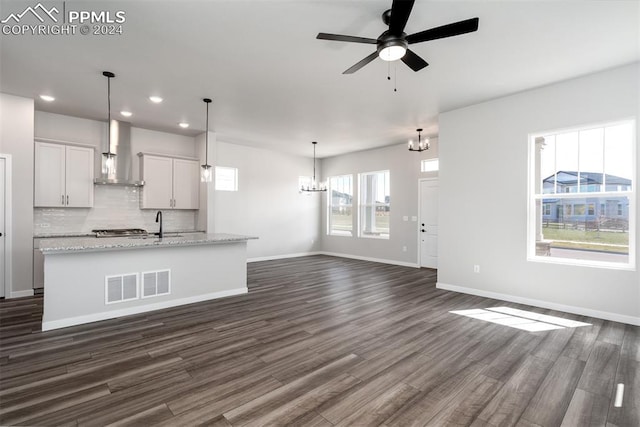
top-left (66, 195), bottom-right (69, 205)
top-left (61, 195), bottom-right (65, 205)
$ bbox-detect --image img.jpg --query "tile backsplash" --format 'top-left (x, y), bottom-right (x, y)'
top-left (34, 186), bottom-right (197, 235)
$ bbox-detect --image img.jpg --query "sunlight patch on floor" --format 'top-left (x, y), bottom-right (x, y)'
top-left (449, 306), bottom-right (591, 332)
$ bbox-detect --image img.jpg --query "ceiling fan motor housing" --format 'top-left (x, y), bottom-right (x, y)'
top-left (377, 31), bottom-right (408, 56)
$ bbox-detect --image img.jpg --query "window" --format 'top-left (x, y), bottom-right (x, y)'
top-left (359, 170), bottom-right (390, 239)
top-left (215, 166), bottom-right (238, 191)
top-left (421, 159), bottom-right (439, 172)
top-left (328, 175), bottom-right (353, 236)
top-left (529, 120), bottom-right (635, 268)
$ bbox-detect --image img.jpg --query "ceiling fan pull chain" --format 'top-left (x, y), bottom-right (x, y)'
top-left (394, 62), bottom-right (398, 92)
top-left (387, 61), bottom-right (391, 81)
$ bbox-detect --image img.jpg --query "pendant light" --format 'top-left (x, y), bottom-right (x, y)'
top-left (408, 128), bottom-right (429, 152)
top-left (301, 141), bottom-right (326, 192)
top-left (102, 71), bottom-right (116, 178)
top-left (200, 98), bottom-right (213, 182)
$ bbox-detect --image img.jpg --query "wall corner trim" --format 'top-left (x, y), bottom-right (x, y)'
top-left (436, 282), bottom-right (640, 326)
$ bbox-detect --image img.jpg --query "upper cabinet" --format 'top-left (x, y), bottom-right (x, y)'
top-left (139, 153), bottom-right (199, 210)
top-left (34, 141), bottom-right (94, 208)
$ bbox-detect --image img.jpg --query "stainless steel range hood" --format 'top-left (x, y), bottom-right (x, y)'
top-left (94, 120), bottom-right (144, 186)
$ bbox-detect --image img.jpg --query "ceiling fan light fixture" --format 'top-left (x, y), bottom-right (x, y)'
top-left (379, 45), bottom-right (406, 61)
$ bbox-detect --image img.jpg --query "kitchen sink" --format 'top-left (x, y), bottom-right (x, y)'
top-left (128, 234), bottom-right (183, 240)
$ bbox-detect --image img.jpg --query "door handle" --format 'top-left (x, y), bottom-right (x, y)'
top-left (421, 229), bottom-right (426, 232)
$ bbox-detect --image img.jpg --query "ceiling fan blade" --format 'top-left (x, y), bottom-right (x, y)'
top-left (388, 0), bottom-right (415, 35)
top-left (401, 49), bottom-right (428, 72)
top-left (406, 17), bottom-right (479, 44)
top-left (317, 33), bottom-right (377, 44)
top-left (343, 52), bottom-right (379, 74)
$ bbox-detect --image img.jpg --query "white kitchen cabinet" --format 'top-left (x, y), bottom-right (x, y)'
top-left (34, 141), bottom-right (94, 208)
top-left (139, 153), bottom-right (199, 209)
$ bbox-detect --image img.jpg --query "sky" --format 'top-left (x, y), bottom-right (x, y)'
top-left (539, 121), bottom-right (633, 184)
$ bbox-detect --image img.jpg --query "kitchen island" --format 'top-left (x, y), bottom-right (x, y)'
top-left (39, 233), bottom-right (257, 331)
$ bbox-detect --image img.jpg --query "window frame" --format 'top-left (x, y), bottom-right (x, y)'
top-left (327, 174), bottom-right (354, 237)
top-left (214, 166), bottom-right (238, 192)
top-left (421, 159), bottom-right (439, 173)
top-left (527, 119), bottom-right (636, 270)
top-left (358, 170), bottom-right (390, 240)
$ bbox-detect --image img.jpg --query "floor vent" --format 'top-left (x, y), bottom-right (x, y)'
top-left (142, 270), bottom-right (171, 298)
top-left (105, 273), bottom-right (139, 304)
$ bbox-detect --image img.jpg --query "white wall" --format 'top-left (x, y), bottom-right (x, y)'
top-left (438, 63), bottom-right (639, 324)
top-left (0, 93), bottom-right (35, 295)
top-left (214, 141), bottom-right (321, 260)
top-left (321, 141), bottom-right (439, 266)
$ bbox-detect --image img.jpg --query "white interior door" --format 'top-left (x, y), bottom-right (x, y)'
top-left (420, 179), bottom-right (439, 269)
top-left (0, 158), bottom-right (5, 297)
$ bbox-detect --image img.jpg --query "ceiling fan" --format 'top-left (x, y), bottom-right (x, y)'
top-left (317, 0), bottom-right (479, 74)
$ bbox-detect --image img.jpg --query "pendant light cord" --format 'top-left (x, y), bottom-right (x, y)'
top-left (106, 75), bottom-right (111, 154)
top-left (313, 142), bottom-right (316, 183)
top-left (205, 101), bottom-right (209, 165)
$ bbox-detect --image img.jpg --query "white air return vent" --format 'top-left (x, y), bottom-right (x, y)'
top-left (105, 273), bottom-right (139, 304)
top-left (142, 269), bottom-right (171, 298)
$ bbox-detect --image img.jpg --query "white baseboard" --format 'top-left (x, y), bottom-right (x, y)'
top-left (437, 282), bottom-right (640, 326)
top-left (248, 252), bottom-right (322, 263)
top-left (247, 251), bottom-right (419, 268)
top-left (9, 289), bottom-right (34, 299)
top-left (42, 287), bottom-right (248, 331)
top-left (320, 252), bottom-right (419, 268)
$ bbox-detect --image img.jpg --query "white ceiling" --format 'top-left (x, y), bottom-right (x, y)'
top-left (1, 0), bottom-right (638, 158)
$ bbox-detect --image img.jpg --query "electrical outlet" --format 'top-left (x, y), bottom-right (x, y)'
top-left (473, 265), bottom-right (480, 273)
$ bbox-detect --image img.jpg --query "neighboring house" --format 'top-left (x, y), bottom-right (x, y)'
top-left (542, 171), bottom-right (630, 228)
top-left (331, 190), bottom-right (352, 213)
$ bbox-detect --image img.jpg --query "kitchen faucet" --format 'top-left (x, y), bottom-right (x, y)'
top-left (155, 210), bottom-right (163, 238)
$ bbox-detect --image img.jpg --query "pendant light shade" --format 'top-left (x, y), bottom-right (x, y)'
top-left (301, 141), bottom-right (326, 192)
top-left (201, 98), bottom-right (213, 183)
top-left (102, 71), bottom-right (117, 178)
top-left (408, 128), bottom-right (429, 152)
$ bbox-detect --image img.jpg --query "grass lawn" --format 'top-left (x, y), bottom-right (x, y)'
top-left (543, 227), bottom-right (628, 254)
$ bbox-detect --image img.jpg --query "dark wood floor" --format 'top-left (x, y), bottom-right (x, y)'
top-left (0, 255), bottom-right (638, 426)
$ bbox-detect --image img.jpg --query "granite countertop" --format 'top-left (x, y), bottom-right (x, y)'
top-left (39, 233), bottom-right (258, 253)
top-left (34, 232), bottom-right (95, 238)
top-left (34, 230), bottom-right (206, 239)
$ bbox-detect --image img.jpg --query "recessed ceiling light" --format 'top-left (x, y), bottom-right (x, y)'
top-left (39, 95), bottom-right (55, 102)
top-left (178, 122), bottom-right (189, 128)
top-left (120, 111), bottom-right (132, 117)
top-left (149, 96), bottom-right (163, 103)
